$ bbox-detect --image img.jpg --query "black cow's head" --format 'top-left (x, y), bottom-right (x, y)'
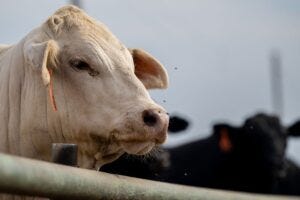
top-left (213, 113), bottom-right (300, 176)
top-left (242, 114), bottom-right (287, 172)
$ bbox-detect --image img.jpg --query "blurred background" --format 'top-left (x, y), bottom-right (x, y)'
top-left (0, 0), bottom-right (299, 163)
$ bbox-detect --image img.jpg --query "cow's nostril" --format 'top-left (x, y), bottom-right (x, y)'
top-left (143, 110), bottom-right (158, 127)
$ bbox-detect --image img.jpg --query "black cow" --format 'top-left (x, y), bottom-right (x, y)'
top-left (101, 113), bottom-right (300, 195)
top-left (164, 114), bottom-right (300, 194)
top-left (275, 158), bottom-right (300, 196)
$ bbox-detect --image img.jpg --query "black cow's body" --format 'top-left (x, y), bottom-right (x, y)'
top-left (101, 113), bottom-right (300, 195)
top-left (276, 159), bottom-right (300, 196)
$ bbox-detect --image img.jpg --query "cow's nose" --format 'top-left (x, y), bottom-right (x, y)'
top-left (143, 109), bottom-right (159, 127)
top-left (142, 109), bottom-right (169, 143)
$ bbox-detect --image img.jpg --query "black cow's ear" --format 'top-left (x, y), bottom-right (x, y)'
top-left (287, 121), bottom-right (300, 137)
top-left (168, 115), bottom-right (189, 133)
top-left (213, 124), bottom-right (233, 153)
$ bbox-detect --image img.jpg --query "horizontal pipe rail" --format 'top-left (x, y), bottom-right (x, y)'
top-left (0, 153), bottom-right (298, 200)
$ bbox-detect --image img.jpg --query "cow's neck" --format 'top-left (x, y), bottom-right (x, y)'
top-left (0, 40), bottom-right (54, 161)
top-left (0, 45), bottom-right (12, 56)
top-left (0, 42), bottom-right (25, 155)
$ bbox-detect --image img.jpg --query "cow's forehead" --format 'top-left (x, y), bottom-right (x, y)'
top-left (46, 5), bottom-right (132, 68)
top-left (48, 5), bottom-right (101, 30)
top-left (46, 5), bottom-right (122, 47)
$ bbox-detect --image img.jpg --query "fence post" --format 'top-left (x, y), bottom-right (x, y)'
top-left (51, 143), bottom-right (78, 200)
top-left (51, 143), bottom-right (78, 167)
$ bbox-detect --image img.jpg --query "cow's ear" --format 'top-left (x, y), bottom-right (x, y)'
top-left (130, 49), bottom-right (168, 89)
top-left (168, 115), bottom-right (190, 133)
top-left (213, 124), bottom-right (233, 153)
top-left (287, 121), bottom-right (300, 137)
top-left (24, 40), bottom-right (59, 86)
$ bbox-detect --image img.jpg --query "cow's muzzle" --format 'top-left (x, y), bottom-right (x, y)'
top-left (142, 108), bottom-right (169, 144)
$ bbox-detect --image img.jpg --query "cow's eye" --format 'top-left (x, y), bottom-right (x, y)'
top-left (69, 59), bottom-right (99, 77)
top-left (69, 59), bottom-right (90, 71)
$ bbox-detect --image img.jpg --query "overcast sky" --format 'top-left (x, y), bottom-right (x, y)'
top-left (0, 0), bottom-right (299, 163)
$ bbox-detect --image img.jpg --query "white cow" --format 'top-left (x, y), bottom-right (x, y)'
top-left (0, 4), bottom-right (169, 177)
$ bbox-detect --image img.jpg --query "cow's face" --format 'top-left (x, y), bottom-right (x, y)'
top-left (23, 6), bottom-right (169, 168)
top-left (215, 114), bottom-right (287, 174)
top-left (242, 114), bottom-right (287, 171)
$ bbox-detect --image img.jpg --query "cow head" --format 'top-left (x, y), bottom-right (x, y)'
top-left (242, 114), bottom-right (287, 172)
top-left (22, 6), bottom-right (169, 168)
top-left (214, 114), bottom-right (288, 175)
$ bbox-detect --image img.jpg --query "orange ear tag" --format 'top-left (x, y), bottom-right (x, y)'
top-left (219, 128), bottom-right (232, 153)
top-left (48, 69), bottom-right (57, 112)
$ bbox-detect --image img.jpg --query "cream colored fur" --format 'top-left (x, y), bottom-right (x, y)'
top-left (0, 5), bottom-right (168, 199)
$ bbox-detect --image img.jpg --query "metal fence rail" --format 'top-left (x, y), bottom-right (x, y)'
top-left (0, 153), bottom-right (298, 200)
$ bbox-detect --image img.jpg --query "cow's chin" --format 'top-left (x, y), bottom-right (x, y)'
top-left (92, 141), bottom-right (155, 170)
top-left (120, 141), bottom-right (155, 155)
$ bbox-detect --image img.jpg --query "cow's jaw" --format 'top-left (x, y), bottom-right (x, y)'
top-left (77, 138), bottom-right (125, 169)
top-left (91, 142), bottom-right (155, 169)
top-left (119, 141), bottom-right (156, 155)
top-left (93, 141), bottom-right (155, 169)
top-left (114, 131), bottom-right (167, 155)
top-left (94, 148), bottom-right (124, 170)
top-left (77, 124), bottom-right (168, 170)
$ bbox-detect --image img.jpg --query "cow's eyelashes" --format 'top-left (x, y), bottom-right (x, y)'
top-left (69, 59), bottom-right (99, 77)
top-left (69, 59), bottom-right (90, 71)
top-left (88, 70), bottom-right (100, 77)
